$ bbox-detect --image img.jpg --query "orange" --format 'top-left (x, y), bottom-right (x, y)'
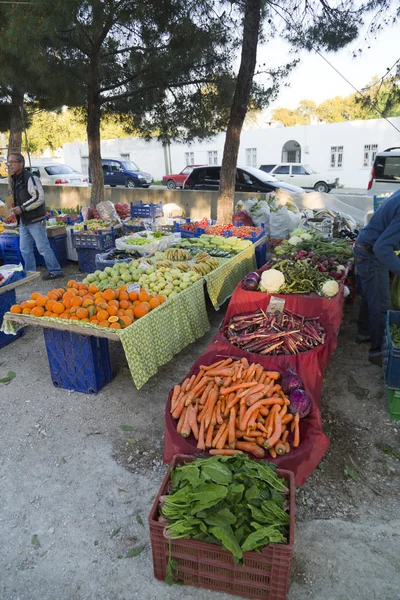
top-left (80, 318), bottom-right (90, 323)
top-left (43, 310), bottom-right (53, 317)
top-left (45, 299), bottom-right (56, 312)
top-left (119, 299), bottom-right (129, 310)
top-left (124, 309), bottom-right (134, 318)
top-left (78, 283), bottom-right (88, 290)
top-left (71, 296), bottom-right (83, 307)
top-left (69, 315), bottom-right (80, 321)
top-left (88, 284), bottom-right (99, 294)
top-left (138, 291), bottom-right (150, 303)
top-left (128, 291), bottom-right (139, 302)
top-left (95, 298), bottom-right (107, 307)
top-left (59, 312), bottom-right (70, 319)
top-left (47, 291), bottom-right (60, 301)
top-left (76, 307), bottom-right (89, 320)
top-left (31, 306), bottom-right (45, 317)
top-left (103, 289), bottom-right (115, 301)
top-left (96, 309), bottom-right (109, 321)
top-left (156, 295), bottom-right (166, 304)
top-left (10, 305), bottom-right (22, 314)
top-left (133, 300), bottom-right (141, 306)
top-left (119, 292), bottom-right (129, 302)
top-left (107, 305), bottom-right (118, 317)
top-left (98, 320), bottom-right (110, 328)
top-left (134, 303), bottom-right (149, 319)
top-left (108, 316), bottom-right (119, 323)
top-left (53, 302), bottom-right (65, 314)
top-left (114, 289), bottom-right (119, 300)
top-left (110, 322), bottom-right (121, 329)
top-left (67, 280), bottom-right (77, 288)
top-left (141, 301), bottom-right (151, 312)
top-left (90, 318), bottom-right (99, 325)
top-left (108, 299), bottom-right (119, 308)
top-left (149, 298), bottom-right (161, 310)
top-left (26, 299), bottom-right (37, 308)
top-left (120, 315), bottom-right (133, 327)
top-left (82, 298), bottom-right (94, 308)
top-left (116, 310), bottom-right (124, 318)
top-left (22, 307), bottom-right (32, 315)
top-left (30, 292), bottom-right (40, 300)
top-left (119, 285), bottom-right (127, 293)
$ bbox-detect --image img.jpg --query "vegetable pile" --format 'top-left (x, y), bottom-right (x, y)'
top-left (170, 356), bottom-right (308, 458)
top-left (159, 454), bottom-right (290, 562)
top-left (204, 224), bottom-right (264, 238)
top-left (114, 203), bottom-right (130, 220)
top-left (226, 308), bottom-right (326, 355)
top-left (179, 218), bottom-right (209, 232)
top-left (261, 260), bottom-right (338, 296)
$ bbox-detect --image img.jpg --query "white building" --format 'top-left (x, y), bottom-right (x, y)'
top-left (63, 117), bottom-right (400, 189)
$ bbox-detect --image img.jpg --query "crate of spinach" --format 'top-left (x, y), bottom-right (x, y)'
top-left (148, 453), bottom-right (295, 599)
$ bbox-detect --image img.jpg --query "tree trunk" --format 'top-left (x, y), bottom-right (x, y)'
top-left (87, 87), bottom-right (104, 207)
top-left (7, 86), bottom-right (24, 207)
top-left (217, 0), bottom-right (262, 224)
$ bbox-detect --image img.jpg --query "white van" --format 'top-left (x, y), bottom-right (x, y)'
top-left (367, 147), bottom-right (400, 198)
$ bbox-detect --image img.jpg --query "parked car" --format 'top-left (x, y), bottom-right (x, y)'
top-left (162, 164), bottom-right (205, 189)
top-left (183, 165), bottom-right (304, 194)
top-left (27, 164), bottom-right (88, 186)
top-left (259, 163), bottom-right (338, 193)
top-left (97, 158), bottom-right (153, 188)
top-left (0, 157), bottom-right (8, 178)
top-left (367, 147), bottom-right (400, 198)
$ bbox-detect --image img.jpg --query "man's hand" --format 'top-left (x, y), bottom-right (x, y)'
top-left (11, 206), bottom-right (22, 215)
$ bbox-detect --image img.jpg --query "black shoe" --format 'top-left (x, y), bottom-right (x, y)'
top-left (368, 355), bottom-right (382, 367)
top-left (356, 335), bottom-right (371, 344)
top-left (42, 272), bottom-right (64, 281)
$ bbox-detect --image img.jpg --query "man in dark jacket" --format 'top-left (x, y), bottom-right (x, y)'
top-left (8, 153), bottom-right (63, 280)
top-left (354, 189), bottom-right (400, 366)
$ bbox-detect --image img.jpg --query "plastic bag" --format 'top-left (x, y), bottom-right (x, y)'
top-left (232, 210), bottom-right (254, 226)
top-left (115, 231), bottom-right (179, 255)
top-left (81, 207), bottom-right (92, 220)
top-left (235, 198), bottom-right (270, 229)
top-left (0, 263), bottom-right (26, 286)
top-left (270, 205), bottom-right (301, 239)
top-left (95, 201), bottom-right (121, 223)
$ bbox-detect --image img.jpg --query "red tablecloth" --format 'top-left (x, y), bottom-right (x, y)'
top-left (163, 350), bottom-right (330, 486)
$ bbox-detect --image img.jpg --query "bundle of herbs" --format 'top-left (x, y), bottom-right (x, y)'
top-left (159, 454), bottom-right (290, 563)
top-left (226, 308), bottom-right (326, 355)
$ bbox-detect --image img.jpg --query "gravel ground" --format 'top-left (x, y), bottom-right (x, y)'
top-left (0, 264), bottom-right (399, 600)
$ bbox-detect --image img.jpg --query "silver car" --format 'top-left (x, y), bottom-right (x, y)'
top-left (28, 164), bottom-right (88, 186)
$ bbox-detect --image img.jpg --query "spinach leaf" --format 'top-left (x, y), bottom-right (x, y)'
top-left (241, 525), bottom-right (286, 553)
top-left (226, 483), bottom-right (245, 505)
top-left (209, 525), bottom-right (243, 562)
top-left (191, 484), bottom-right (227, 513)
top-left (202, 461), bottom-right (232, 485)
top-left (204, 507), bottom-right (237, 526)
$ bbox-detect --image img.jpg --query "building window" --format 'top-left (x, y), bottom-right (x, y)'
top-left (363, 144), bottom-right (378, 167)
top-left (245, 148), bottom-right (257, 167)
top-left (207, 150), bottom-right (218, 165)
top-left (330, 146), bottom-right (343, 168)
top-left (120, 153), bottom-right (130, 161)
top-left (185, 151), bottom-right (194, 166)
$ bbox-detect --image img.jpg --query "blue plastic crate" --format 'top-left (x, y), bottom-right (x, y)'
top-left (0, 289), bottom-right (24, 349)
top-left (0, 234), bottom-right (20, 252)
top-left (122, 222), bottom-right (146, 235)
top-left (72, 229), bottom-right (115, 251)
top-left (174, 220), bottom-right (205, 238)
top-left (77, 247), bottom-right (112, 272)
top-left (95, 249), bottom-right (133, 271)
top-left (255, 241), bottom-right (267, 269)
top-left (43, 328), bottom-right (112, 394)
top-left (231, 222), bottom-right (267, 242)
top-left (382, 311), bottom-right (400, 390)
top-left (130, 201), bottom-right (163, 218)
top-left (373, 195), bottom-right (389, 212)
top-left (34, 234), bottom-right (68, 267)
top-left (1, 249), bottom-right (23, 265)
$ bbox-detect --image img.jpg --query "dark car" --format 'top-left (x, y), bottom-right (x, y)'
top-left (183, 165), bottom-right (303, 194)
top-left (92, 158), bottom-right (153, 188)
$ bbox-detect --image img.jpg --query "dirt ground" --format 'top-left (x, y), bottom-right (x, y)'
top-left (0, 264), bottom-right (399, 600)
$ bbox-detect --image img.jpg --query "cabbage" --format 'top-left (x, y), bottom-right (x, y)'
top-left (290, 228), bottom-right (306, 237)
top-left (282, 369), bottom-right (303, 395)
top-left (321, 280), bottom-right (339, 298)
top-left (288, 236), bottom-right (303, 246)
top-left (260, 269), bottom-right (285, 293)
top-left (300, 233), bottom-right (312, 240)
top-left (289, 388), bottom-right (312, 418)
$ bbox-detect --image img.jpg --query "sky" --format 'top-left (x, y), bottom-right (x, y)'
top-left (256, 21), bottom-right (400, 114)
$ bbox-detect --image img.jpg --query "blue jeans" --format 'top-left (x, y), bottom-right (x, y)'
top-left (354, 244), bottom-right (390, 356)
top-left (19, 221), bottom-right (63, 274)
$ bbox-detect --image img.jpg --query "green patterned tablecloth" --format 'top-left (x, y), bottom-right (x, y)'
top-left (2, 279), bottom-right (210, 390)
top-left (204, 244), bottom-right (257, 309)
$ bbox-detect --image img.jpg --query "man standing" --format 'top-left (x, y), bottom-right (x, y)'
top-left (8, 153), bottom-right (63, 280)
top-left (354, 189), bottom-right (400, 366)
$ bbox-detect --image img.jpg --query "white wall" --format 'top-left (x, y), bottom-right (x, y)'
top-left (63, 117), bottom-right (400, 188)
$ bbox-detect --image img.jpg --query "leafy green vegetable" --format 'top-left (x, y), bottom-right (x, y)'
top-left (0, 371), bottom-right (16, 384)
top-left (345, 465), bottom-right (359, 482)
top-left (209, 525), bottom-right (243, 561)
top-left (126, 544), bottom-right (145, 558)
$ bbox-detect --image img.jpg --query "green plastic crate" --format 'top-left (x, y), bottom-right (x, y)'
top-left (385, 387), bottom-right (400, 421)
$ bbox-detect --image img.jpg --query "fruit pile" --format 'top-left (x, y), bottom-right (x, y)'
top-left (0, 221), bottom-right (5, 234)
top-left (114, 203), bottom-right (130, 219)
top-left (4, 214), bottom-right (17, 224)
top-left (70, 219), bottom-right (114, 231)
top-left (178, 218), bottom-right (209, 232)
top-left (204, 224), bottom-right (263, 238)
top-left (10, 281), bottom-right (166, 329)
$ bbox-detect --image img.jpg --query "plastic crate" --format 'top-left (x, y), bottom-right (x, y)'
top-left (77, 247), bottom-right (112, 272)
top-left (122, 222), bottom-right (146, 235)
top-left (255, 240), bottom-right (267, 269)
top-left (72, 229), bottom-right (115, 251)
top-left (0, 234), bottom-right (20, 252)
top-left (0, 289), bottom-right (24, 349)
top-left (373, 195), bottom-right (389, 212)
top-left (1, 249), bottom-right (23, 265)
top-left (43, 329), bottom-right (113, 394)
top-left (130, 201), bottom-right (163, 218)
top-left (34, 234), bottom-right (68, 267)
top-left (174, 220), bottom-right (205, 238)
top-left (95, 249), bottom-right (134, 271)
top-left (385, 387), bottom-right (400, 421)
top-left (382, 311), bottom-right (400, 390)
top-left (149, 454), bottom-right (295, 600)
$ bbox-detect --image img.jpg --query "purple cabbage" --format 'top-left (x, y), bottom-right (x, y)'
top-left (242, 272), bottom-right (261, 291)
top-left (282, 368), bottom-right (303, 395)
top-left (289, 388), bottom-right (312, 418)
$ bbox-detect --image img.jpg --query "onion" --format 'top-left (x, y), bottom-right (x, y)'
top-left (242, 272), bottom-right (261, 291)
top-left (281, 368), bottom-right (303, 395)
top-left (289, 388), bottom-right (312, 418)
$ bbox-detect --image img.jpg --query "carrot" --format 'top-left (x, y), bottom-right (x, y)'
top-left (275, 441), bottom-right (286, 455)
top-left (216, 400), bottom-right (224, 425)
top-left (223, 376), bottom-right (232, 388)
top-left (172, 394), bottom-right (186, 419)
top-left (279, 390), bottom-right (290, 404)
top-left (259, 406), bottom-right (270, 417)
top-left (180, 406), bottom-right (192, 438)
top-left (206, 367), bottom-right (234, 378)
top-left (254, 366), bottom-right (263, 382)
top-left (188, 404), bottom-right (199, 440)
top-left (235, 429), bottom-right (246, 438)
top-left (199, 381), bottom-right (213, 406)
top-left (282, 413), bottom-right (294, 425)
top-left (280, 404), bottom-right (288, 418)
top-left (205, 423), bottom-right (214, 448)
top-left (220, 396), bottom-right (226, 415)
top-left (284, 441), bottom-right (290, 453)
top-left (209, 449), bottom-right (244, 456)
top-left (184, 391), bottom-right (195, 407)
top-left (244, 363), bottom-right (256, 382)
top-left (221, 381), bottom-right (259, 396)
top-left (265, 371), bottom-right (280, 380)
top-left (228, 407), bottom-right (236, 449)
top-left (225, 395), bottom-right (240, 414)
top-left (246, 391), bottom-right (265, 407)
top-left (247, 412), bottom-right (258, 430)
top-left (244, 430), bottom-right (261, 438)
top-left (235, 441), bottom-right (265, 458)
top-left (256, 422), bottom-right (268, 435)
top-left (211, 404), bottom-right (218, 427)
top-left (282, 430), bottom-right (289, 443)
top-left (290, 418), bottom-right (296, 433)
top-left (267, 384), bottom-right (282, 398)
top-left (293, 412), bottom-right (300, 447)
top-left (185, 374), bottom-right (196, 392)
top-left (216, 424), bottom-right (229, 449)
top-left (239, 383), bottom-right (264, 400)
top-left (241, 357), bottom-right (249, 367)
top-left (268, 448), bottom-right (277, 458)
top-left (191, 377), bottom-right (209, 397)
top-left (201, 359), bottom-right (225, 371)
top-left (256, 435), bottom-right (266, 445)
top-left (197, 418), bottom-right (205, 450)
top-left (204, 388), bottom-right (219, 429)
top-left (176, 406), bottom-right (187, 435)
top-left (212, 422), bottom-right (227, 448)
top-left (197, 397), bottom-right (210, 423)
top-left (180, 377), bottom-right (190, 393)
top-left (170, 385), bottom-right (181, 413)
top-left (264, 412), bottom-right (282, 449)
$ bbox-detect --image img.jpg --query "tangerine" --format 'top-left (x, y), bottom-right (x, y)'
top-left (45, 299), bottom-right (56, 312)
top-left (69, 315), bottom-right (80, 321)
top-left (108, 316), bottom-right (119, 323)
top-left (156, 295), bottom-right (166, 304)
top-left (107, 299), bottom-right (119, 308)
top-left (48, 291), bottom-right (61, 301)
top-left (141, 301), bottom-right (151, 312)
top-left (103, 289), bottom-right (115, 301)
top-left (26, 299), bottom-right (37, 308)
top-left (134, 303), bottom-right (149, 319)
top-left (82, 298), bottom-right (94, 308)
top-left (120, 315), bottom-right (133, 327)
top-left (30, 292), bottom-right (40, 300)
top-left (149, 298), bottom-right (161, 309)
top-left (107, 305), bottom-right (118, 317)
top-left (124, 309), bottom-right (134, 318)
top-left (119, 292), bottom-right (129, 302)
top-left (78, 283), bottom-right (88, 290)
top-left (53, 302), bottom-right (65, 314)
top-left (116, 310), bottom-right (124, 318)
top-left (59, 312), bottom-right (70, 319)
top-left (98, 320), bottom-right (110, 328)
top-left (110, 322), bottom-right (121, 329)
top-left (119, 285), bottom-right (127, 293)
top-left (138, 291), bottom-right (150, 303)
top-left (22, 307), bottom-right (32, 315)
top-left (90, 318), bottom-right (99, 325)
top-left (43, 310), bottom-right (53, 317)
top-left (31, 306), bottom-right (45, 317)
top-left (76, 307), bottom-right (89, 319)
top-left (67, 280), bottom-right (76, 288)
top-left (10, 305), bottom-right (22, 314)
top-left (88, 284), bottom-right (99, 294)
top-left (80, 318), bottom-right (90, 323)
top-left (119, 300), bottom-right (129, 310)
top-left (71, 296), bottom-right (83, 307)
top-left (96, 309), bottom-right (109, 321)
top-left (114, 289), bottom-right (120, 300)
top-left (129, 291), bottom-right (139, 302)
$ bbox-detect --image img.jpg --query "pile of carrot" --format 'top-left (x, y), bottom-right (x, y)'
top-left (170, 357), bottom-right (300, 458)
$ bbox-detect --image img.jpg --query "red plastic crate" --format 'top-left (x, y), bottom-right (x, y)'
top-left (148, 454), bottom-right (295, 600)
